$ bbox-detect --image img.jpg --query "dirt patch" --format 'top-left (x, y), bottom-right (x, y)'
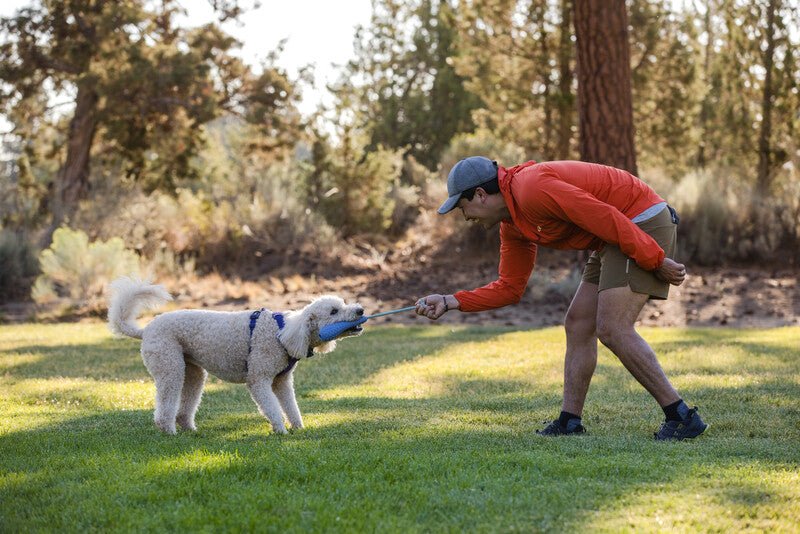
top-left (2, 230), bottom-right (797, 328)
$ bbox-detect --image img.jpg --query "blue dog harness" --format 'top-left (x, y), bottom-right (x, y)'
top-left (247, 309), bottom-right (307, 377)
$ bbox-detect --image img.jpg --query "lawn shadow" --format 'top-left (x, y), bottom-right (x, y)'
top-left (0, 338), bottom-right (145, 380)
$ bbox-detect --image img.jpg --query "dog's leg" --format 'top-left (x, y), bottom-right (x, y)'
top-left (177, 362), bottom-right (207, 431)
top-left (151, 369), bottom-right (184, 435)
top-left (247, 378), bottom-right (287, 434)
top-left (272, 372), bottom-right (303, 429)
top-left (142, 343), bottom-right (185, 435)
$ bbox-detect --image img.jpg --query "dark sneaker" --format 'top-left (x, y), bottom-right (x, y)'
top-left (536, 418), bottom-right (586, 436)
top-left (654, 407), bottom-right (708, 441)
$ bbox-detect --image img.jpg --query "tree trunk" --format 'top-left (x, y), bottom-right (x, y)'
top-left (574, 0), bottom-right (638, 175)
top-left (556, 0), bottom-right (574, 159)
top-left (756, 0), bottom-right (778, 195)
top-left (44, 82), bottom-right (98, 245)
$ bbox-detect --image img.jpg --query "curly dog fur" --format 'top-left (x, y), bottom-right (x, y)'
top-left (107, 277), bottom-right (364, 434)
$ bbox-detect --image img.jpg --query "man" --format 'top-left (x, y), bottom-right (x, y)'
top-left (415, 156), bottom-right (707, 440)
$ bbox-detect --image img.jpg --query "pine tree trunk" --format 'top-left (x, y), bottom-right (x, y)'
top-left (756, 0), bottom-right (778, 195)
top-left (47, 82), bottom-right (98, 241)
top-left (574, 0), bottom-right (638, 175)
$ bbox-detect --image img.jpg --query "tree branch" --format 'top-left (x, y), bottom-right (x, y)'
top-left (29, 46), bottom-right (81, 75)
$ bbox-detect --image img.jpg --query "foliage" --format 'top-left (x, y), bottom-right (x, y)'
top-left (691, 0), bottom-right (799, 191)
top-left (32, 227), bottom-right (140, 311)
top-left (1, 323), bottom-right (799, 530)
top-left (655, 169), bottom-right (800, 265)
top-left (440, 128), bottom-right (529, 170)
top-left (0, 0), bottom-right (799, 272)
top-left (0, 0), bottom-right (302, 227)
top-left (342, 0), bottom-right (479, 168)
top-left (305, 108), bottom-right (408, 237)
top-left (454, 0), bottom-right (575, 160)
top-left (0, 229), bottom-right (38, 303)
top-left (629, 0), bottom-right (701, 177)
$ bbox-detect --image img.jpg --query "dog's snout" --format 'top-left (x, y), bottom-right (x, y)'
top-left (356, 308), bottom-right (364, 316)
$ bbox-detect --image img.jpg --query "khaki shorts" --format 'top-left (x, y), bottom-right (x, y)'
top-left (581, 206), bottom-right (677, 300)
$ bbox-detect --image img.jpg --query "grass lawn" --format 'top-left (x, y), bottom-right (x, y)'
top-left (1, 322), bottom-right (798, 532)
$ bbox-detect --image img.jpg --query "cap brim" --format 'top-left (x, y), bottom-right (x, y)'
top-left (437, 194), bottom-right (460, 214)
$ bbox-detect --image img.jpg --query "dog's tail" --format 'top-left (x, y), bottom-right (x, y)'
top-left (107, 277), bottom-right (173, 339)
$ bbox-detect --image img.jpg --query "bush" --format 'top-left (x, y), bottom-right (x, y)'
top-left (308, 129), bottom-right (405, 236)
top-left (649, 169), bottom-right (800, 265)
top-left (32, 227), bottom-right (140, 312)
top-left (439, 129), bottom-right (529, 173)
top-left (0, 229), bottom-right (38, 303)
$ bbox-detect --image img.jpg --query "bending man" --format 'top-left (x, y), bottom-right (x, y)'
top-left (415, 157), bottom-right (707, 441)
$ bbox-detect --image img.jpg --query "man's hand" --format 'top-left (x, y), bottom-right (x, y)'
top-left (654, 257), bottom-right (687, 286)
top-left (415, 294), bottom-right (458, 320)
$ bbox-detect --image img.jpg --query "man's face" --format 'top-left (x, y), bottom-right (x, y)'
top-left (456, 190), bottom-right (501, 229)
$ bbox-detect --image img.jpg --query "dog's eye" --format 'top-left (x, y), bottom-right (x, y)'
top-left (330, 308), bottom-right (339, 315)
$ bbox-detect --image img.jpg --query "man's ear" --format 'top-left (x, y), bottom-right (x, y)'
top-left (475, 187), bottom-right (487, 202)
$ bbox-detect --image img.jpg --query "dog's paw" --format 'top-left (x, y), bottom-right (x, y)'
top-left (176, 416), bottom-right (197, 431)
top-left (155, 421), bottom-right (177, 435)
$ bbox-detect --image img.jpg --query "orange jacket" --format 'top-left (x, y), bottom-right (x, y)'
top-left (454, 160), bottom-right (666, 312)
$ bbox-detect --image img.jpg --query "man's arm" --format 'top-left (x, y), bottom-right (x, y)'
top-left (416, 223), bottom-right (537, 319)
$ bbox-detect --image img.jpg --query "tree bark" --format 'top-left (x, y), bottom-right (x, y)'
top-left (756, 0), bottom-right (778, 195)
top-left (47, 82), bottom-right (98, 241)
top-left (574, 0), bottom-right (638, 175)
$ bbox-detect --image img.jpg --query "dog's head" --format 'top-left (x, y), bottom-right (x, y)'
top-left (278, 295), bottom-right (364, 359)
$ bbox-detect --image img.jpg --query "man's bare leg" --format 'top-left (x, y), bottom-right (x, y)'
top-left (562, 281), bottom-right (600, 416)
top-left (595, 286), bottom-right (680, 406)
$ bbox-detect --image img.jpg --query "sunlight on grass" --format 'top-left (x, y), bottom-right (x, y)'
top-left (316, 330), bottom-right (565, 400)
top-left (144, 449), bottom-right (246, 476)
top-left (1, 322), bottom-right (798, 531)
top-left (590, 463), bottom-right (800, 532)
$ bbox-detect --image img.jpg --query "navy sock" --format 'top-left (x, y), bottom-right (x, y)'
top-left (662, 399), bottom-right (689, 422)
top-left (559, 410), bottom-right (581, 427)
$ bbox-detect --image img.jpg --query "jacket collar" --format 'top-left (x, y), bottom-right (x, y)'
top-left (498, 160), bottom-right (537, 224)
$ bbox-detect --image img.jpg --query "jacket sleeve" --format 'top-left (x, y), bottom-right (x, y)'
top-left (454, 222), bottom-right (537, 312)
top-left (532, 179), bottom-right (665, 270)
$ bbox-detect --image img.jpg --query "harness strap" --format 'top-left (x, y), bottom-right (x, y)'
top-left (247, 310), bottom-right (307, 377)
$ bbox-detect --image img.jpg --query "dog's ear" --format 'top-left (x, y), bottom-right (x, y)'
top-left (278, 310), bottom-right (311, 359)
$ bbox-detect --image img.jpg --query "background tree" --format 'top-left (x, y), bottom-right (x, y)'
top-left (345, 0), bottom-right (479, 169)
top-left (574, 0), bottom-right (637, 174)
top-left (455, 0), bottom-right (575, 160)
top-left (628, 0), bottom-right (700, 177)
top-left (0, 0), bottom-right (300, 241)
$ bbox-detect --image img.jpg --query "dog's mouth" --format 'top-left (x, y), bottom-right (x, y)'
top-left (338, 323), bottom-right (364, 338)
top-left (339, 316), bottom-right (366, 338)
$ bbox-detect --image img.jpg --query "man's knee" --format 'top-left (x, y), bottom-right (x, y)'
top-left (596, 318), bottom-right (632, 348)
top-left (565, 307), bottom-right (596, 341)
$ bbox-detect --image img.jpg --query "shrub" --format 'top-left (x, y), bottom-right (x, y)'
top-left (439, 129), bottom-right (528, 173)
top-left (308, 129), bottom-right (404, 236)
top-left (648, 168), bottom-right (800, 265)
top-left (0, 229), bottom-right (38, 303)
top-left (32, 227), bottom-right (140, 312)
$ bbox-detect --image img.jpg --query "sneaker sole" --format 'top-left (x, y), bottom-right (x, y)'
top-left (656, 422), bottom-right (709, 441)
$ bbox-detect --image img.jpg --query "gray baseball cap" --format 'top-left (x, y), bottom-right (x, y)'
top-left (437, 156), bottom-right (499, 214)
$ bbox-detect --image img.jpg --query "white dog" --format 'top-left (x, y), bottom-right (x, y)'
top-left (107, 277), bottom-right (364, 434)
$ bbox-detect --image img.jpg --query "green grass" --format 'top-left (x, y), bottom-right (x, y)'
top-left (1, 323), bottom-right (799, 532)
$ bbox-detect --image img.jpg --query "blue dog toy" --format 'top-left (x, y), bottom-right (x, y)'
top-left (319, 305), bottom-right (417, 341)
